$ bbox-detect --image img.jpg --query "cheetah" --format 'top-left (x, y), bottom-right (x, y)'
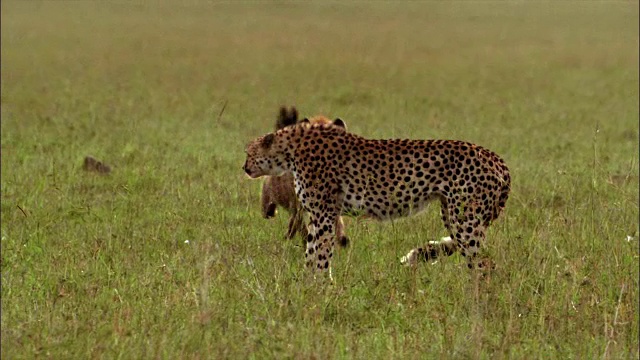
top-left (243, 119), bottom-right (510, 276)
top-left (260, 106), bottom-right (349, 247)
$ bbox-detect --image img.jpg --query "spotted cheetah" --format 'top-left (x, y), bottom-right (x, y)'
top-left (243, 119), bottom-right (510, 276)
top-left (260, 106), bottom-right (349, 247)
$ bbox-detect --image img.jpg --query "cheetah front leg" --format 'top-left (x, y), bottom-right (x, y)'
top-left (305, 211), bottom-right (340, 281)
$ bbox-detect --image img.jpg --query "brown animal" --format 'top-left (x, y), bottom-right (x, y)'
top-left (261, 106), bottom-right (349, 247)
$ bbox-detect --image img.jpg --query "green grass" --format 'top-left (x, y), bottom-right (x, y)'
top-left (1, 2), bottom-right (638, 359)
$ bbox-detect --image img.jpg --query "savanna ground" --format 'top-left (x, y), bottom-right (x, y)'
top-left (1, 2), bottom-right (638, 359)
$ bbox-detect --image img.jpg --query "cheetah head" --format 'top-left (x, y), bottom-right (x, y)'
top-left (243, 107), bottom-right (347, 178)
top-left (243, 132), bottom-right (290, 179)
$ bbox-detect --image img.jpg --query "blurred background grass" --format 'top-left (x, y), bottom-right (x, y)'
top-left (1, 2), bottom-right (638, 359)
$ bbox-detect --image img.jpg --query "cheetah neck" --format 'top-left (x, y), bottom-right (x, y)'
top-left (274, 126), bottom-right (304, 173)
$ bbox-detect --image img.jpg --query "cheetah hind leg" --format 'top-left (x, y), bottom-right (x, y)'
top-left (451, 212), bottom-right (495, 272)
top-left (400, 236), bottom-right (458, 266)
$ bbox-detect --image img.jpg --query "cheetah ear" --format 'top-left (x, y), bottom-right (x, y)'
top-left (262, 133), bottom-right (275, 149)
top-left (276, 106), bottom-right (298, 130)
top-left (333, 118), bottom-right (347, 129)
top-left (299, 118), bottom-right (310, 125)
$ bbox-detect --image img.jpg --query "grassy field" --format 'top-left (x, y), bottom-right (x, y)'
top-left (1, 2), bottom-right (638, 359)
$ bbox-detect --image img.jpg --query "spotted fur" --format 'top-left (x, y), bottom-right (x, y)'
top-left (243, 120), bottom-right (510, 275)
